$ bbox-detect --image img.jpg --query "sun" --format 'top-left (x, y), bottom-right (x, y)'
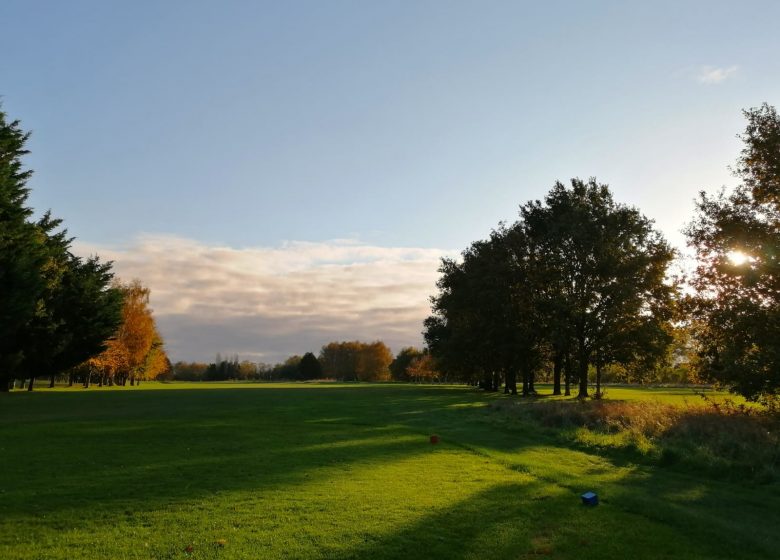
top-left (727, 250), bottom-right (751, 266)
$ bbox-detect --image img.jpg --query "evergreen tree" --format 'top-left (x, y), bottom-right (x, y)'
top-left (299, 352), bottom-right (323, 380)
top-left (0, 110), bottom-right (48, 390)
top-left (0, 109), bottom-right (123, 390)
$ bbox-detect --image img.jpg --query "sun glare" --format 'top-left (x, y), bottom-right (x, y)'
top-left (727, 250), bottom-right (750, 266)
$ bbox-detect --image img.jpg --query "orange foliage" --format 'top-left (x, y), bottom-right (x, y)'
top-left (319, 340), bottom-right (393, 381)
top-left (87, 279), bottom-right (169, 383)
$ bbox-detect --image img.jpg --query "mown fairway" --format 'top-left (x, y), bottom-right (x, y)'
top-left (2, 383), bottom-right (778, 559)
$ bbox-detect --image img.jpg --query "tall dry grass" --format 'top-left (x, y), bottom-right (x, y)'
top-left (492, 395), bottom-right (780, 481)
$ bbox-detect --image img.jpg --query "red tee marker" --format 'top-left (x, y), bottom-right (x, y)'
top-left (430, 434), bottom-right (439, 444)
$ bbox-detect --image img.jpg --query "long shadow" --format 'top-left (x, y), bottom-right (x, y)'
top-left (2, 385), bottom-right (779, 559)
top-left (325, 467), bottom-right (779, 559)
top-left (0, 386), bottom-right (501, 522)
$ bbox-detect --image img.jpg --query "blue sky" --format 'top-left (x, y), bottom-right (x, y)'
top-left (2, 1), bottom-right (779, 361)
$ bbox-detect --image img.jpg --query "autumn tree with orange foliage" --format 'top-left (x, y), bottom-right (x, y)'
top-left (407, 354), bottom-right (439, 383)
top-left (319, 341), bottom-right (393, 381)
top-left (86, 280), bottom-right (169, 387)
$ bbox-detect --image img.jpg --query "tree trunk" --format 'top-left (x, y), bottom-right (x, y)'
top-left (595, 362), bottom-right (602, 398)
top-left (49, 375), bottom-right (55, 388)
top-left (521, 364), bottom-right (530, 396)
top-left (577, 356), bottom-right (589, 399)
top-left (84, 371), bottom-right (91, 388)
top-left (130, 377), bottom-right (135, 386)
top-left (505, 369), bottom-right (517, 395)
top-left (68, 374), bottom-right (74, 387)
top-left (564, 356), bottom-right (571, 396)
top-left (0, 375), bottom-right (10, 392)
top-left (27, 377), bottom-right (35, 391)
top-left (98, 374), bottom-right (104, 387)
top-left (136, 379), bottom-right (141, 386)
top-left (552, 354), bottom-right (562, 396)
top-left (529, 369), bottom-right (536, 394)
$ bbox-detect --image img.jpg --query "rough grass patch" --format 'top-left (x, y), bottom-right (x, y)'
top-left (491, 396), bottom-right (780, 481)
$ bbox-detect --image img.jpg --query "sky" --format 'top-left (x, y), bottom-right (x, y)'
top-left (2, 1), bottom-right (779, 363)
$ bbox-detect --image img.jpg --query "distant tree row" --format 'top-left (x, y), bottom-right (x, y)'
top-left (0, 108), bottom-right (169, 391)
top-left (171, 341), bottom-right (440, 383)
top-left (425, 103), bottom-right (780, 402)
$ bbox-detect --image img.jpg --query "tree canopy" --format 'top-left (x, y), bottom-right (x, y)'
top-left (426, 179), bottom-right (677, 398)
top-left (0, 109), bottom-right (126, 391)
top-left (686, 103), bottom-right (780, 400)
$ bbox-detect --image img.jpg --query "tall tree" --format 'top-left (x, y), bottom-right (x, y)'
top-left (425, 226), bottom-right (545, 394)
top-left (299, 352), bottom-right (323, 380)
top-left (687, 103), bottom-right (780, 400)
top-left (116, 280), bottom-right (156, 385)
top-left (0, 110), bottom-right (48, 390)
top-left (20, 214), bottom-right (124, 390)
top-left (0, 109), bottom-right (123, 391)
top-left (89, 280), bottom-right (158, 386)
top-left (139, 328), bottom-right (171, 382)
top-left (522, 179), bottom-right (676, 397)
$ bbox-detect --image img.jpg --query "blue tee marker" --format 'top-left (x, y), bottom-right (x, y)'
top-left (581, 491), bottom-right (599, 506)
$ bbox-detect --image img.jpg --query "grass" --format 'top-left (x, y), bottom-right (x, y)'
top-left (1, 382), bottom-right (779, 559)
top-left (498, 391), bottom-right (780, 482)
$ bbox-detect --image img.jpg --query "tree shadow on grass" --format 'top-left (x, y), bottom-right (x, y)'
top-left (326, 470), bottom-right (779, 560)
top-left (0, 386), bottom-right (497, 522)
top-left (2, 385), bottom-right (780, 559)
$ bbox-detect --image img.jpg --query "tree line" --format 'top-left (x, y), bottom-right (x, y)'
top-left (424, 103), bottom-right (780, 402)
top-left (171, 341), bottom-right (440, 383)
top-left (0, 108), bottom-right (169, 391)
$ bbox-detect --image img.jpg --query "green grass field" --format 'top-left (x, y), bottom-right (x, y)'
top-left (2, 383), bottom-right (778, 559)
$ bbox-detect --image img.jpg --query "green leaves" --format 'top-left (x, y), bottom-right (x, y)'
top-left (0, 108), bottom-right (123, 390)
top-left (687, 104), bottom-right (780, 400)
top-left (426, 179), bottom-right (676, 397)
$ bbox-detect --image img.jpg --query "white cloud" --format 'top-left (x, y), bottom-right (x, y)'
top-left (73, 235), bottom-right (453, 363)
top-left (696, 65), bottom-right (738, 85)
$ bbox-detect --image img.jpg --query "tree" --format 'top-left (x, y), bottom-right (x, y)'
top-left (390, 347), bottom-right (424, 381)
top-left (139, 328), bottom-right (172, 382)
top-left (427, 179), bottom-right (676, 398)
top-left (0, 109), bottom-right (123, 391)
top-left (273, 355), bottom-right (302, 380)
top-left (299, 352), bottom-right (323, 380)
top-left (687, 103), bottom-right (780, 400)
top-left (424, 259), bottom-right (481, 385)
top-left (88, 280), bottom-right (162, 387)
top-left (425, 226), bottom-right (545, 394)
top-left (319, 341), bottom-right (393, 381)
top-left (356, 341), bottom-right (393, 381)
top-left (19, 218), bottom-right (124, 390)
top-left (0, 110), bottom-right (48, 390)
top-left (172, 361), bottom-right (210, 381)
top-left (521, 179), bottom-right (676, 398)
top-left (238, 360), bottom-right (257, 380)
top-left (407, 353), bottom-right (439, 383)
